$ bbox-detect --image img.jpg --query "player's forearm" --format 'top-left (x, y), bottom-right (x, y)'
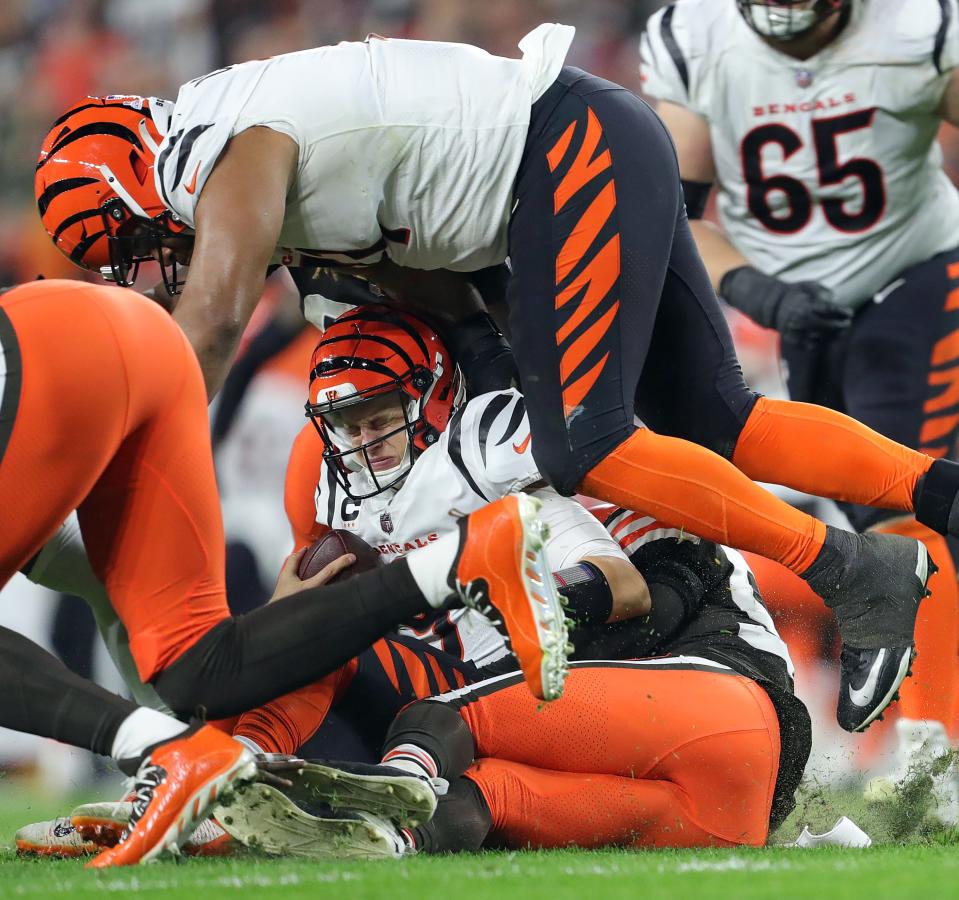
top-left (173, 251), bottom-right (271, 397)
top-left (689, 219), bottom-right (750, 293)
top-left (174, 294), bottom-right (252, 398)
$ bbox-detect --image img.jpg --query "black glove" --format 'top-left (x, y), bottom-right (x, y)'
top-left (443, 310), bottom-right (519, 398)
top-left (720, 265), bottom-right (852, 349)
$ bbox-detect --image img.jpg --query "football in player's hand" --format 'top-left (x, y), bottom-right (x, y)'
top-left (297, 530), bottom-right (383, 584)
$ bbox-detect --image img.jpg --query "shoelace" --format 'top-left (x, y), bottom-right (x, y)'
top-left (430, 776), bottom-right (450, 796)
top-left (120, 763), bottom-right (167, 844)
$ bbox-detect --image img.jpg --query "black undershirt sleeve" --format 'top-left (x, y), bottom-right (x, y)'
top-left (152, 559), bottom-right (429, 720)
top-left (681, 179), bottom-right (712, 220)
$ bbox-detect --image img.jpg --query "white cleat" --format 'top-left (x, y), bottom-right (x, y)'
top-left (16, 817), bottom-right (99, 857)
top-left (215, 783), bottom-right (409, 859)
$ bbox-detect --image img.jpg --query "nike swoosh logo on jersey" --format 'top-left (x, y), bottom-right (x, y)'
top-left (512, 433), bottom-right (531, 454)
top-left (848, 648), bottom-right (886, 708)
top-left (184, 162), bottom-right (202, 195)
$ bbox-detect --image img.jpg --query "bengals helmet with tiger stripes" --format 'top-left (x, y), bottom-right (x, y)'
top-left (306, 305), bottom-right (466, 500)
top-left (35, 95), bottom-right (188, 292)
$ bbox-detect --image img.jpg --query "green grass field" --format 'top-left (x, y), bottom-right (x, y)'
top-left (2, 780), bottom-right (959, 900)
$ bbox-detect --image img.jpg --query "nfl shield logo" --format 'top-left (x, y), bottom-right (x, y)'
top-left (380, 512), bottom-right (394, 534)
top-left (795, 68), bottom-right (813, 88)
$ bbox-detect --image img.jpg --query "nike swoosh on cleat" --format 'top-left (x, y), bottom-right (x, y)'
top-left (915, 544), bottom-right (928, 583)
top-left (848, 648), bottom-right (886, 708)
top-left (512, 433), bottom-right (531, 454)
top-left (184, 162), bottom-right (202, 195)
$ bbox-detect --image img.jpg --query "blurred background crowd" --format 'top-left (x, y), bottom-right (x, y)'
top-left (0, 0), bottom-right (667, 286)
top-left (0, 0), bottom-right (955, 795)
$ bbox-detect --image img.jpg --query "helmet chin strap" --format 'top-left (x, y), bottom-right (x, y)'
top-left (137, 118), bottom-right (162, 156)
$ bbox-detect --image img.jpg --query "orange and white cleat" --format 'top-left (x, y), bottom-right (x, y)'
top-left (15, 817), bottom-right (99, 858)
top-left (83, 725), bottom-right (256, 867)
top-left (454, 494), bottom-right (570, 700)
top-left (71, 799), bottom-right (132, 848)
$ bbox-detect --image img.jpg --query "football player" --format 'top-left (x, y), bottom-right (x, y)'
top-left (0, 278), bottom-right (568, 865)
top-left (214, 304), bottom-right (653, 762)
top-left (640, 0), bottom-right (959, 810)
top-left (219, 308), bottom-right (808, 854)
top-left (40, 29), bottom-right (959, 731)
top-left (42, 308), bottom-right (810, 857)
top-left (213, 524), bottom-right (810, 857)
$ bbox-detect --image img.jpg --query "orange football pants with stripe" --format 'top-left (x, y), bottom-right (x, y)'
top-left (446, 664), bottom-right (781, 849)
top-left (0, 280), bottom-right (230, 681)
top-left (508, 67), bottom-right (934, 577)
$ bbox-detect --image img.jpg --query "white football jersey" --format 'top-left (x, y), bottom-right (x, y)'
top-left (307, 389), bottom-right (627, 667)
top-left (153, 25), bottom-right (574, 274)
top-left (641, 0), bottom-right (959, 307)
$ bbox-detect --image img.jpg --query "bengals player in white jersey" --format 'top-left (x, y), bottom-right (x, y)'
top-left (41, 25), bottom-right (959, 732)
top-left (641, 0), bottom-right (959, 810)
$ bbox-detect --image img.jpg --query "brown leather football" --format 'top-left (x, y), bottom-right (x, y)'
top-left (297, 529), bottom-right (383, 584)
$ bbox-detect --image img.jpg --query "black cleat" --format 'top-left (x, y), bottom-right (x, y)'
top-left (802, 527), bottom-right (935, 732)
top-left (835, 645), bottom-right (913, 732)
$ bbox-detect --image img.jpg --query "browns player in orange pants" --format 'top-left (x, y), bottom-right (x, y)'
top-left (0, 278), bottom-right (567, 865)
top-left (418, 662), bottom-right (782, 850)
top-left (0, 278), bottom-right (261, 865)
top-left (209, 522), bottom-right (808, 857)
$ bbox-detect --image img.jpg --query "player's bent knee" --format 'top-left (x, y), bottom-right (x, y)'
top-left (384, 700), bottom-right (475, 777)
top-left (150, 618), bottom-right (240, 720)
top-left (530, 429), bottom-right (633, 497)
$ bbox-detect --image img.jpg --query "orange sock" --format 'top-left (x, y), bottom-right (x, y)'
top-left (579, 428), bottom-right (826, 573)
top-left (876, 518), bottom-right (959, 725)
top-left (733, 397), bottom-right (934, 511)
top-left (232, 663), bottom-right (355, 755)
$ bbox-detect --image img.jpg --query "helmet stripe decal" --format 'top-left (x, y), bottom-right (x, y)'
top-left (310, 355), bottom-right (398, 383)
top-left (48, 101), bottom-right (155, 131)
top-left (69, 229), bottom-right (108, 264)
top-left (337, 309), bottom-right (432, 360)
top-left (321, 332), bottom-right (419, 374)
top-left (37, 176), bottom-right (98, 216)
top-left (52, 207), bottom-right (107, 243)
top-left (37, 123), bottom-right (142, 172)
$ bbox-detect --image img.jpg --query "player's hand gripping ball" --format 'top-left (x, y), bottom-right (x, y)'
top-left (297, 530), bottom-right (383, 584)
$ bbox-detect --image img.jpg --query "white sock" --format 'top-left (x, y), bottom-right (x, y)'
top-left (382, 743), bottom-right (439, 780)
top-left (404, 529), bottom-right (459, 609)
top-left (111, 708), bottom-right (188, 762)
